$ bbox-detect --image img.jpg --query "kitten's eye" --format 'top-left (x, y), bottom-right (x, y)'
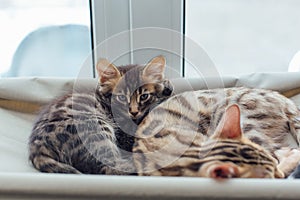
top-left (116, 95), bottom-right (127, 102)
top-left (140, 93), bottom-right (150, 101)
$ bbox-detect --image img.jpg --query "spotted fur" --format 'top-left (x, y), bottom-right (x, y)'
top-left (29, 56), bottom-right (173, 174)
top-left (133, 87), bottom-right (300, 178)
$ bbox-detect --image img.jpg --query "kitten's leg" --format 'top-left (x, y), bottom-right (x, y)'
top-left (31, 155), bottom-right (81, 174)
top-left (275, 148), bottom-right (300, 177)
top-left (100, 160), bottom-right (136, 175)
top-left (83, 138), bottom-right (136, 175)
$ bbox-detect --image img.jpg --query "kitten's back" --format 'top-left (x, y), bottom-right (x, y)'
top-left (133, 87), bottom-right (300, 177)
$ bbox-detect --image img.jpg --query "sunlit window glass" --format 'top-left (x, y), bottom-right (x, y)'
top-left (0, 0), bottom-right (91, 77)
top-left (186, 0), bottom-right (300, 76)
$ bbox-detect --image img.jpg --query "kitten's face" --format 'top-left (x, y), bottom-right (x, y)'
top-left (112, 79), bottom-right (170, 124)
top-left (198, 139), bottom-right (283, 179)
top-left (198, 104), bottom-right (284, 179)
top-left (96, 56), bottom-right (173, 125)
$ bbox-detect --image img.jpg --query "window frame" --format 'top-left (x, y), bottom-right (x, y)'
top-left (90, 0), bottom-right (184, 78)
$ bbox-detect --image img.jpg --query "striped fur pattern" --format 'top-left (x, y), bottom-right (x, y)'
top-left (29, 56), bottom-right (173, 174)
top-left (133, 87), bottom-right (300, 178)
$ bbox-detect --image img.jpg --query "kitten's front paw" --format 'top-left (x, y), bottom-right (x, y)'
top-left (275, 148), bottom-right (300, 177)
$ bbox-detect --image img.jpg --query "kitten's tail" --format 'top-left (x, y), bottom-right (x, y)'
top-left (30, 155), bottom-right (81, 174)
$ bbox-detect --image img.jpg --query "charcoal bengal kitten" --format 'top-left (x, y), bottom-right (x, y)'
top-left (29, 56), bottom-right (173, 175)
top-left (133, 87), bottom-right (300, 178)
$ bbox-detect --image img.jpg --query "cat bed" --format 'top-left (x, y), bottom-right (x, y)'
top-left (1, 74), bottom-right (300, 200)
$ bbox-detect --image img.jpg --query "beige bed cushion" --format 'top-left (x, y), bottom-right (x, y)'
top-left (1, 73), bottom-right (300, 199)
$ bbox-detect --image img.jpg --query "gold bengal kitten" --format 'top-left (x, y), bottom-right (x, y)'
top-left (133, 87), bottom-right (300, 178)
top-left (29, 56), bottom-right (173, 175)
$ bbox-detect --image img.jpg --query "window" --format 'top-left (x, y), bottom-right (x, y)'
top-left (185, 0), bottom-right (300, 76)
top-left (90, 0), bottom-right (183, 78)
top-left (5, 1), bottom-right (298, 78)
top-left (0, 0), bottom-right (91, 77)
top-left (92, 0), bottom-right (300, 78)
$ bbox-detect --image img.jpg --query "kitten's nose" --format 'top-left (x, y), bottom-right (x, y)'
top-left (130, 111), bottom-right (139, 117)
top-left (129, 105), bottom-right (139, 117)
top-left (210, 164), bottom-right (238, 179)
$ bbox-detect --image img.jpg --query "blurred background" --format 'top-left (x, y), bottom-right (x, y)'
top-left (0, 0), bottom-right (90, 77)
top-left (186, 0), bottom-right (300, 75)
top-left (0, 0), bottom-right (299, 77)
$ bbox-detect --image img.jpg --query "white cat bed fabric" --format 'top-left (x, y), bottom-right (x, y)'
top-left (1, 74), bottom-right (300, 199)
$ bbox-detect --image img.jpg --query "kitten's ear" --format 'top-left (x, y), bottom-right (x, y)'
top-left (214, 104), bottom-right (242, 139)
top-left (142, 56), bottom-right (166, 81)
top-left (96, 58), bottom-right (121, 88)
